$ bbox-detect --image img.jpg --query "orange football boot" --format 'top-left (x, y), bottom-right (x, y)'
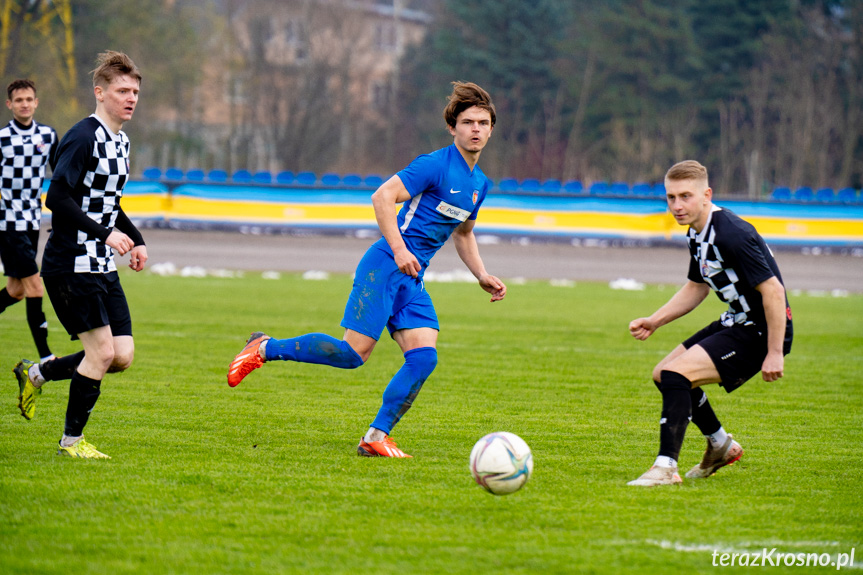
top-left (357, 435), bottom-right (412, 458)
top-left (227, 332), bottom-right (271, 387)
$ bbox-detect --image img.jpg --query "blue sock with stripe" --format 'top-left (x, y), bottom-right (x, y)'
top-left (263, 333), bottom-right (364, 369)
top-left (370, 347), bottom-right (437, 434)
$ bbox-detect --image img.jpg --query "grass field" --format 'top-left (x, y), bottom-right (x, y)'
top-left (1, 269), bottom-right (861, 574)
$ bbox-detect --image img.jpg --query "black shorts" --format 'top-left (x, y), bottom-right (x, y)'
top-left (683, 320), bottom-right (790, 393)
top-left (44, 271), bottom-right (132, 340)
top-left (0, 229), bottom-right (40, 278)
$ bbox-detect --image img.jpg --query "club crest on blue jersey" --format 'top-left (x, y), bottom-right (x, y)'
top-left (472, 191), bottom-right (478, 204)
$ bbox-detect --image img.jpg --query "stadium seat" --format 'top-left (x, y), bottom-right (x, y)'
top-left (252, 171), bottom-right (272, 184)
top-left (142, 167), bottom-right (161, 180)
top-left (794, 186), bottom-right (814, 202)
top-left (815, 187), bottom-right (835, 203)
top-left (207, 169), bottom-right (228, 183)
top-left (770, 187), bottom-right (791, 201)
top-left (321, 173), bottom-right (341, 186)
top-left (520, 178), bottom-right (540, 192)
top-left (342, 173), bottom-right (363, 187)
top-left (232, 170), bottom-right (252, 183)
top-left (632, 183), bottom-right (652, 196)
top-left (296, 171), bottom-right (317, 185)
top-left (588, 181), bottom-right (609, 196)
top-left (651, 183), bottom-right (666, 198)
top-left (541, 179), bottom-right (562, 192)
top-left (610, 182), bottom-right (630, 196)
top-left (364, 174), bottom-right (384, 188)
top-left (275, 171), bottom-right (294, 185)
top-left (563, 180), bottom-right (584, 194)
top-left (498, 178), bottom-right (518, 192)
top-left (837, 187), bottom-right (858, 204)
top-left (164, 167), bottom-right (184, 181)
top-left (186, 169), bottom-right (205, 182)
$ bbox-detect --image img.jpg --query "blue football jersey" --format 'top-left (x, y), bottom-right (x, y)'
top-left (373, 144), bottom-right (491, 270)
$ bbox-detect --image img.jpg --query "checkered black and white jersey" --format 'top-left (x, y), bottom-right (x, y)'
top-left (687, 206), bottom-right (791, 335)
top-left (42, 115), bottom-right (130, 275)
top-left (0, 120), bottom-right (57, 231)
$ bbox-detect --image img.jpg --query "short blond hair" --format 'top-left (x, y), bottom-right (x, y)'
top-left (666, 160), bottom-right (708, 184)
top-left (91, 50), bottom-right (141, 88)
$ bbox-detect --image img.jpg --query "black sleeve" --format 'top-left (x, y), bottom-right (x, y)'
top-left (686, 255), bottom-right (704, 284)
top-left (45, 178), bottom-right (111, 242)
top-left (48, 128), bottom-right (60, 171)
top-left (114, 207), bottom-right (145, 246)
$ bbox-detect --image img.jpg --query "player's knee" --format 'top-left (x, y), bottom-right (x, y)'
top-left (108, 350), bottom-right (134, 373)
top-left (337, 340), bottom-right (364, 369)
top-left (6, 284), bottom-right (24, 299)
top-left (405, 347), bottom-right (437, 381)
top-left (659, 370), bottom-right (692, 391)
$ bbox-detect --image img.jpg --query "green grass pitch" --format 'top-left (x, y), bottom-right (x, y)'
top-left (1, 270), bottom-right (861, 573)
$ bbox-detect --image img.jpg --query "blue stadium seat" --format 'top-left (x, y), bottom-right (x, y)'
top-left (164, 167), bottom-right (183, 181)
top-left (563, 180), bottom-right (584, 194)
top-left (252, 171), bottom-right (272, 184)
top-left (296, 171), bottom-right (317, 185)
top-left (342, 173), bottom-right (363, 187)
top-left (794, 186), bottom-right (813, 202)
top-left (541, 179), bottom-right (561, 193)
top-left (497, 178), bottom-right (518, 192)
top-left (142, 167), bottom-right (161, 180)
top-left (207, 169), bottom-right (228, 183)
top-left (588, 181), bottom-right (609, 196)
top-left (815, 187), bottom-right (835, 203)
top-left (520, 178), bottom-right (540, 192)
top-left (837, 187), bottom-right (858, 204)
top-left (610, 182), bottom-right (630, 196)
top-left (770, 187), bottom-right (791, 201)
top-left (651, 183), bottom-right (666, 198)
top-left (232, 170), bottom-right (252, 183)
top-left (363, 174), bottom-right (383, 188)
top-left (321, 173), bottom-right (341, 186)
top-left (275, 171), bottom-right (294, 185)
top-left (632, 183), bottom-right (652, 196)
top-left (186, 169), bottom-right (205, 182)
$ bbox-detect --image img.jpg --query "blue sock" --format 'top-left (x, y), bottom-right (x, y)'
top-left (370, 347), bottom-right (437, 434)
top-left (263, 333), bottom-right (363, 369)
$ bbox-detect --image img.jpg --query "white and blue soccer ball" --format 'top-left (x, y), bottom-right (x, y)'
top-left (469, 432), bottom-right (533, 495)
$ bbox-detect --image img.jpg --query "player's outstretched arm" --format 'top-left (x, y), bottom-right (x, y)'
top-left (629, 280), bottom-right (709, 340)
top-left (452, 219), bottom-right (506, 302)
top-left (755, 276), bottom-right (787, 382)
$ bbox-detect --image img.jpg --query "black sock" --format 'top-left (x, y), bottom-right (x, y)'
top-left (25, 297), bottom-right (52, 358)
top-left (690, 387), bottom-right (722, 436)
top-left (658, 370), bottom-right (693, 462)
top-left (41, 351), bottom-right (86, 381)
top-left (0, 288), bottom-right (20, 313)
top-left (64, 371), bottom-right (102, 437)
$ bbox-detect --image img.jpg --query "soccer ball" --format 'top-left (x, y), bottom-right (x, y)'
top-left (469, 432), bottom-right (533, 495)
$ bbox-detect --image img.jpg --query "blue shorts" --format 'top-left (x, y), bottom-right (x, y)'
top-left (341, 245), bottom-right (439, 340)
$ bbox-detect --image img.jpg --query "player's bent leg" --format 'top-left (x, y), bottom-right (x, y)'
top-left (651, 344), bottom-right (687, 384)
top-left (265, 332), bottom-right (367, 368)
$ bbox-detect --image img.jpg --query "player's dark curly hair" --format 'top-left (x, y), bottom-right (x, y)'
top-left (7, 79), bottom-right (36, 100)
top-left (443, 81), bottom-right (496, 128)
top-left (91, 50), bottom-right (141, 87)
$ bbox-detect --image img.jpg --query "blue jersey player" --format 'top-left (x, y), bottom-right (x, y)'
top-left (229, 82), bottom-right (507, 458)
